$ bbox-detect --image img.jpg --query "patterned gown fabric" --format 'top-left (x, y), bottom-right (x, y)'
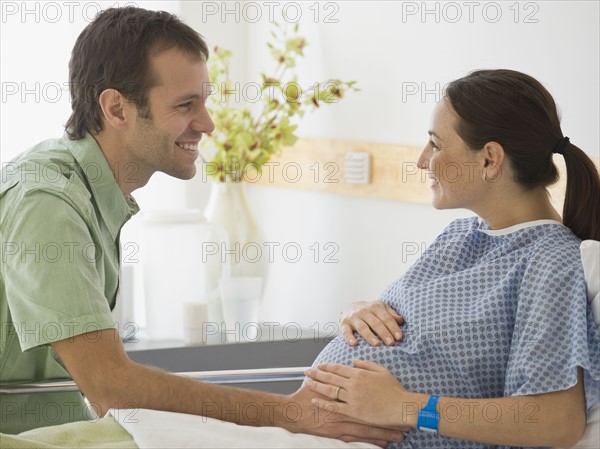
top-left (312, 217), bottom-right (600, 448)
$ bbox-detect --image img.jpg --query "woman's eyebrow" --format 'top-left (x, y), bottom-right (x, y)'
top-left (428, 130), bottom-right (442, 140)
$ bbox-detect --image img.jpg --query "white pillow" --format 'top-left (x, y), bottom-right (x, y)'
top-left (580, 240), bottom-right (600, 326)
top-left (564, 240), bottom-right (600, 449)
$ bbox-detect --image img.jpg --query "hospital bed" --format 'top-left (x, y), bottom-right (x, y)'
top-left (0, 366), bottom-right (309, 394)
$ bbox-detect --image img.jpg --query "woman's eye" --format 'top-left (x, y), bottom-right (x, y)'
top-left (178, 102), bottom-right (193, 110)
top-left (430, 141), bottom-right (439, 150)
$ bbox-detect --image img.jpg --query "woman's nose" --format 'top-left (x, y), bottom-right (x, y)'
top-left (417, 144), bottom-right (431, 170)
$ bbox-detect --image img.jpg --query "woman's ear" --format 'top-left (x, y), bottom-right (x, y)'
top-left (482, 141), bottom-right (506, 181)
top-left (98, 88), bottom-right (131, 131)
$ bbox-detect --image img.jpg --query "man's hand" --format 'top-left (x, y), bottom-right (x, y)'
top-left (283, 382), bottom-right (406, 448)
top-left (340, 300), bottom-right (404, 347)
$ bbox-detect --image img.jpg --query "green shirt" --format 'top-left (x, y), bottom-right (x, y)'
top-left (0, 133), bottom-right (139, 434)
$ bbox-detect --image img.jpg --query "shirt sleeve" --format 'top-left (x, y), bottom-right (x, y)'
top-left (3, 189), bottom-right (116, 352)
top-left (504, 243), bottom-right (600, 411)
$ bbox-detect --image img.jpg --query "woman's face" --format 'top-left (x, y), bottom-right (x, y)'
top-left (417, 99), bottom-right (488, 211)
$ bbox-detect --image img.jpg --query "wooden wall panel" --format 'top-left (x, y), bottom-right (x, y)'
top-left (252, 138), bottom-right (598, 214)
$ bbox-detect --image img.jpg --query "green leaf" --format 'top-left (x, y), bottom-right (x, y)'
top-left (201, 24), bottom-right (358, 175)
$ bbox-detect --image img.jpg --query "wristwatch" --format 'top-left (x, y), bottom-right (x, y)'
top-left (417, 394), bottom-right (440, 434)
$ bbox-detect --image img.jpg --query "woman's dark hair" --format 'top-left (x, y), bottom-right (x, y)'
top-left (65, 7), bottom-right (209, 140)
top-left (445, 69), bottom-right (600, 241)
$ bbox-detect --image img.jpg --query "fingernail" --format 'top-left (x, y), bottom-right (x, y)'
top-left (385, 337), bottom-right (393, 345)
top-left (350, 339), bottom-right (356, 346)
top-left (395, 332), bottom-right (401, 340)
top-left (370, 338), bottom-right (380, 346)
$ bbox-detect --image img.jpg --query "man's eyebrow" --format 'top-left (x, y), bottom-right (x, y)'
top-left (173, 94), bottom-right (201, 103)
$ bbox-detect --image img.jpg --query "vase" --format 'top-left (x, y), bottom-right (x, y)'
top-left (203, 181), bottom-right (258, 272)
top-left (203, 182), bottom-right (267, 338)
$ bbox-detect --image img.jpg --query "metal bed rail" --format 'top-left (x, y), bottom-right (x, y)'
top-left (0, 366), bottom-right (309, 395)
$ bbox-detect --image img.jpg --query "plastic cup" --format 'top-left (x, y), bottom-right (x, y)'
top-left (219, 277), bottom-right (262, 343)
top-left (182, 302), bottom-right (209, 345)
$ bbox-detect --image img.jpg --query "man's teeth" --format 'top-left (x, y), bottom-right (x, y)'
top-left (176, 142), bottom-right (198, 151)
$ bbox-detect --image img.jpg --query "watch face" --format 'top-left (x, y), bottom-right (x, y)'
top-left (418, 426), bottom-right (438, 434)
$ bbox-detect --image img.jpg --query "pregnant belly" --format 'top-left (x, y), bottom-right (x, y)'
top-left (312, 335), bottom-right (466, 395)
top-left (309, 336), bottom-right (500, 449)
top-left (312, 327), bottom-right (506, 396)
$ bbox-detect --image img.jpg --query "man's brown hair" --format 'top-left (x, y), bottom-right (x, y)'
top-left (65, 7), bottom-right (209, 140)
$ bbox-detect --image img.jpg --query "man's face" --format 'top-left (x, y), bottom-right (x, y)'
top-left (126, 48), bottom-right (215, 180)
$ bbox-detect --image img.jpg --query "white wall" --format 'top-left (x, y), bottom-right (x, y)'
top-left (2, 1), bottom-right (598, 331)
top-left (180, 1), bottom-right (599, 327)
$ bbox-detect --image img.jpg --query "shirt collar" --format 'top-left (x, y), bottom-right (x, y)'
top-left (477, 217), bottom-right (564, 236)
top-left (63, 133), bottom-right (140, 239)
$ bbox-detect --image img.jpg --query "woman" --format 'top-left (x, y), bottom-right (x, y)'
top-left (305, 69), bottom-right (600, 448)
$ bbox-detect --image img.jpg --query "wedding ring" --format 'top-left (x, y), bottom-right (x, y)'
top-left (334, 385), bottom-right (341, 401)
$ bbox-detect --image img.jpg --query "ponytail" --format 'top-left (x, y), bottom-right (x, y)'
top-left (561, 142), bottom-right (600, 241)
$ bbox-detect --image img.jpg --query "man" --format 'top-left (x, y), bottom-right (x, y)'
top-left (0, 7), bottom-right (403, 445)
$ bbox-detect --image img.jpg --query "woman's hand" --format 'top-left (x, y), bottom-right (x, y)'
top-left (304, 359), bottom-right (418, 429)
top-left (340, 301), bottom-right (404, 346)
top-left (287, 382), bottom-right (406, 447)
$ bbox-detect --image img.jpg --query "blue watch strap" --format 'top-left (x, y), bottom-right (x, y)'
top-left (417, 394), bottom-right (440, 434)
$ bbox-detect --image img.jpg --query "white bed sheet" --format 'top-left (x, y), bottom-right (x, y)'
top-left (110, 408), bottom-right (378, 449)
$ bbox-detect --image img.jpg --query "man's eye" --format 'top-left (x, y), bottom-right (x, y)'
top-left (430, 141), bottom-right (439, 150)
top-left (178, 102), bottom-right (193, 110)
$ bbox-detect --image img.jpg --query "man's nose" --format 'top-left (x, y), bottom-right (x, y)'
top-left (192, 106), bottom-right (215, 134)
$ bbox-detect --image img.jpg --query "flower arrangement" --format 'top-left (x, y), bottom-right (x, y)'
top-left (201, 23), bottom-right (358, 182)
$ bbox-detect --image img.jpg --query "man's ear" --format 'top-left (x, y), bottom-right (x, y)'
top-left (98, 89), bottom-right (132, 131)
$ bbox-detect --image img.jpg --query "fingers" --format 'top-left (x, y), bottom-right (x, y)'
top-left (385, 303), bottom-right (405, 324)
top-left (340, 425), bottom-right (406, 446)
top-left (347, 315), bottom-right (382, 346)
top-left (339, 322), bottom-right (358, 347)
top-left (340, 301), bottom-right (404, 347)
top-left (305, 378), bottom-right (343, 401)
top-left (339, 435), bottom-right (390, 448)
top-left (369, 303), bottom-right (403, 344)
top-left (310, 397), bottom-right (343, 414)
top-left (304, 365), bottom-right (352, 400)
top-left (343, 438), bottom-right (388, 448)
top-left (352, 358), bottom-right (387, 372)
top-left (309, 363), bottom-right (354, 377)
top-left (315, 410), bottom-right (406, 445)
top-left (342, 427), bottom-right (406, 446)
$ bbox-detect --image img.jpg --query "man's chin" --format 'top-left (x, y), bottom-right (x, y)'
top-left (162, 166), bottom-right (197, 181)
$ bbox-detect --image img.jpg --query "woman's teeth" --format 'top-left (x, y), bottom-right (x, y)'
top-left (176, 142), bottom-right (198, 151)
top-left (426, 172), bottom-right (439, 185)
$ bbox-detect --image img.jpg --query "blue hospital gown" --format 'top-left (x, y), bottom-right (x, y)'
top-left (312, 217), bottom-right (600, 448)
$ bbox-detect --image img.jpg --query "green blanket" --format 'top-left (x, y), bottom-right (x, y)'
top-left (0, 415), bottom-right (137, 449)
